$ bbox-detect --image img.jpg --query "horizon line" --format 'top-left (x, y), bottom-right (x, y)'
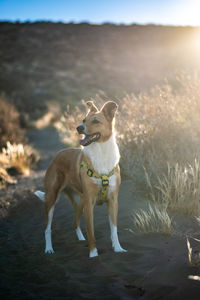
top-left (0, 19), bottom-right (200, 28)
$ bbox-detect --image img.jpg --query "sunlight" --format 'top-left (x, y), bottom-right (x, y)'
top-left (178, 0), bottom-right (200, 26)
top-left (168, 0), bottom-right (200, 26)
top-left (191, 28), bottom-right (200, 49)
top-left (187, 28), bottom-right (200, 62)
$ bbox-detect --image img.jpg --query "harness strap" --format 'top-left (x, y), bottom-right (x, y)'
top-left (80, 160), bottom-right (118, 205)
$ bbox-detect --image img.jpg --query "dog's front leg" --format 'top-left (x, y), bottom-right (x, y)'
top-left (84, 197), bottom-right (98, 258)
top-left (107, 193), bottom-right (127, 253)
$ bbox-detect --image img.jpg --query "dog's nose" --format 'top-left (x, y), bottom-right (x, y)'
top-left (76, 125), bottom-right (85, 134)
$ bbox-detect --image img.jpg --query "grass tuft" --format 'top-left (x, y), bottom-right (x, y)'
top-left (189, 275), bottom-right (200, 281)
top-left (145, 160), bottom-right (200, 216)
top-left (0, 142), bottom-right (40, 177)
top-left (131, 204), bottom-right (173, 235)
top-left (187, 238), bottom-right (200, 267)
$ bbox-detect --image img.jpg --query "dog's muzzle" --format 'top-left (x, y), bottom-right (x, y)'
top-left (77, 124), bottom-right (101, 146)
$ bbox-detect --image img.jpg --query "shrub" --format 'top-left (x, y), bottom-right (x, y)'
top-left (0, 95), bottom-right (40, 189)
top-left (118, 73), bottom-right (200, 182)
top-left (0, 142), bottom-right (40, 177)
top-left (0, 95), bottom-right (25, 149)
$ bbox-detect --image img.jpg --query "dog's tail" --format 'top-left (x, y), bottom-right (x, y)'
top-left (34, 190), bottom-right (45, 202)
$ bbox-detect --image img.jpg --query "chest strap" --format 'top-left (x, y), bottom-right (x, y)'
top-left (80, 160), bottom-right (118, 205)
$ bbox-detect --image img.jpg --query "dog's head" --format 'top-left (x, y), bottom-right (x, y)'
top-left (76, 101), bottom-right (118, 147)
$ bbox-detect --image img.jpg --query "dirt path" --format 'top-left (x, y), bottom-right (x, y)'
top-left (1, 127), bottom-right (200, 300)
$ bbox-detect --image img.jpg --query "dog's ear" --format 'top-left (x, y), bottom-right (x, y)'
top-left (101, 101), bottom-right (118, 121)
top-left (86, 101), bottom-right (98, 113)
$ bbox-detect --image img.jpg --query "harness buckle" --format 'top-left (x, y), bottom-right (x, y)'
top-left (87, 169), bottom-right (93, 177)
top-left (102, 175), bottom-right (109, 187)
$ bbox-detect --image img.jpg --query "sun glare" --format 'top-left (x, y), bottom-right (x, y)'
top-left (187, 28), bottom-right (200, 62)
top-left (191, 29), bottom-right (200, 48)
top-left (168, 0), bottom-right (200, 26)
top-left (179, 0), bottom-right (200, 26)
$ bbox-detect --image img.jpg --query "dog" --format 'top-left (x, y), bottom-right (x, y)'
top-left (35, 101), bottom-right (127, 258)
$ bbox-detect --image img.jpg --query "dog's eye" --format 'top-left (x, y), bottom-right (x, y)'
top-left (92, 119), bottom-right (100, 124)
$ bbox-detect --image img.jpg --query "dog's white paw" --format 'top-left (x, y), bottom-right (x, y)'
top-left (114, 246), bottom-right (127, 253)
top-left (89, 248), bottom-right (98, 258)
top-left (112, 237), bottom-right (127, 253)
top-left (34, 190), bottom-right (45, 202)
top-left (45, 248), bottom-right (55, 254)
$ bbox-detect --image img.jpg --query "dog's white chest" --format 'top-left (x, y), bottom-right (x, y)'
top-left (83, 133), bottom-right (120, 174)
top-left (83, 133), bottom-right (120, 199)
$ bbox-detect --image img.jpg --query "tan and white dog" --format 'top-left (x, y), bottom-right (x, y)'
top-left (35, 101), bottom-right (127, 258)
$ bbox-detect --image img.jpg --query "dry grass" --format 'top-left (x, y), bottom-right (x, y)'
top-left (145, 160), bottom-right (200, 216)
top-left (0, 95), bottom-right (25, 149)
top-left (117, 73), bottom-right (200, 217)
top-left (0, 96), bottom-right (40, 188)
top-left (131, 204), bottom-right (173, 235)
top-left (118, 73), bottom-right (200, 181)
top-left (187, 238), bottom-right (193, 265)
top-left (187, 238), bottom-right (200, 267)
top-left (189, 275), bottom-right (200, 281)
top-left (0, 142), bottom-right (40, 177)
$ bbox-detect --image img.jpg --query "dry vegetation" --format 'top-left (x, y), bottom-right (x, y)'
top-left (131, 204), bottom-right (173, 235)
top-left (0, 94), bottom-right (25, 149)
top-left (145, 160), bottom-right (200, 216)
top-left (0, 142), bottom-right (40, 176)
top-left (115, 72), bottom-right (200, 234)
top-left (116, 73), bottom-right (200, 220)
top-left (118, 73), bottom-right (200, 180)
top-left (0, 141), bottom-right (40, 189)
top-left (187, 238), bottom-right (200, 267)
top-left (0, 96), bottom-right (40, 189)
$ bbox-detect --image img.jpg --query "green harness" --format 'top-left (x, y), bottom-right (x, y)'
top-left (80, 160), bottom-right (118, 205)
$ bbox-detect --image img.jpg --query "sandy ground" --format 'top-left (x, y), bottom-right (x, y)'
top-left (1, 127), bottom-right (200, 300)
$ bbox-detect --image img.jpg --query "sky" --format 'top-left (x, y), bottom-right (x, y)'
top-left (0, 0), bottom-right (200, 26)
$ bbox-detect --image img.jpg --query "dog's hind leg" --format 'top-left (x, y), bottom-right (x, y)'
top-left (44, 190), bottom-right (59, 253)
top-left (64, 189), bottom-right (86, 241)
